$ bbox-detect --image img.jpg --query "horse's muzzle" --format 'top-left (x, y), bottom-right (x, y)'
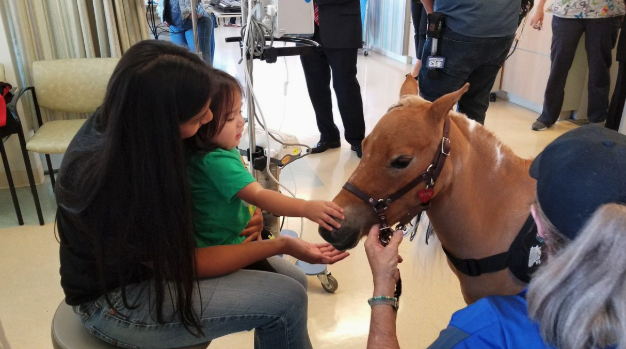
top-left (318, 225), bottom-right (362, 251)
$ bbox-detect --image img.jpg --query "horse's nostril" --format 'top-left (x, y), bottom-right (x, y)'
top-left (318, 226), bottom-right (335, 243)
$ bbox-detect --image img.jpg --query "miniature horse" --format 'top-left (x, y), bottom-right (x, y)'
top-left (320, 76), bottom-right (537, 304)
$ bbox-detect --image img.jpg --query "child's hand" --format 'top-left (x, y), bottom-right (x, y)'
top-left (240, 209), bottom-right (263, 242)
top-left (304, 200), bottom-right (344, 231)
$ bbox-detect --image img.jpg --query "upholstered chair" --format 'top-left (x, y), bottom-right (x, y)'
top-left (11, 58), bottom-right (119, 189)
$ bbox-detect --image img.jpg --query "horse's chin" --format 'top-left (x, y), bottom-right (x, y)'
top-left (318, 225), bottom-right (363, 251)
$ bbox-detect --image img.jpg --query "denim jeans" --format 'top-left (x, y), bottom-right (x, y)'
top-left (537, 16), bottom-right (621, 126)
top-left (169, 16), bottom-right (215, 65)
top-left (73, 256), bottom-right (312, 349)
top-left (418, 28), bottom-right (514, 124)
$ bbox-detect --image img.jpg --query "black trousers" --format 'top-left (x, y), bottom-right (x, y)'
top-left (538, 16), bottom-right (621, 126)
top-left (607, 60), bottom-right (626, 131)
top-left (300, 28), bottom-right (365, 147)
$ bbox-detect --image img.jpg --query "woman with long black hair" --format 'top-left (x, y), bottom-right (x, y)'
top-left (56, 40), bottom-right (348, 349)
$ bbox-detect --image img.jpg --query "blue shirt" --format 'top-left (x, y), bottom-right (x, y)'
top-left (434, 0), bottom-right (518, 38)
top-left (428, 290), bottom-right (553, 349)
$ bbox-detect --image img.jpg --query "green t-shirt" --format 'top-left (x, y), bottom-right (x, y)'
top-left (187, 148), bottom-right (256, 247)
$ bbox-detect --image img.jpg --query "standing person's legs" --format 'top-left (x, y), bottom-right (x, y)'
top-left (169, 23), bottom-right (190, 50)
top-left (535, 17), bottom-right (585, 127)
top-left (458, 35), bottom-right (514, 124)
top-left (182, 17), bottom-right (212, 65)
top-left (75, 270), bottom-right (312, 349)
top-left (194, 16), bottom-right (214, 64)
top-left (325, 47), bottom-right (365, 148)
top-left (301, 49), bottom-right (340, 144)
top-left (607, 60), bottom-right (626, 131)
top-left (583, 17), bottom-right (621, 123)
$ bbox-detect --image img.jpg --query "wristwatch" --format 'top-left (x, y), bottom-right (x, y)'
top-left (368, 296), bottom-right (399, 311)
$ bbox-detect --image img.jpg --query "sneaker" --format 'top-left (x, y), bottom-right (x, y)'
top-left (531, 121), bottom-right (548, 131)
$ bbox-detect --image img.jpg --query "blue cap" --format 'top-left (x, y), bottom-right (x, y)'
top-left (529, 126), bottom-right (626, 240)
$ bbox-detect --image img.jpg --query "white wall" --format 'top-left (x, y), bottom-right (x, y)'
top-left (0, 8), bottom-right (44, 189)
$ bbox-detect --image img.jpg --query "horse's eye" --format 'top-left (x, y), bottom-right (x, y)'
top-left (391, 157), bottom-right (412, 169)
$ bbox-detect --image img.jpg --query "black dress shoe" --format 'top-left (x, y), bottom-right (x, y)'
top-left (350, 145), bottom-right (362, 158)
top-left (311, 140), bottom-right (341, 154)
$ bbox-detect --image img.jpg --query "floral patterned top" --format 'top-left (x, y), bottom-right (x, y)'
top-left (548, 0), bottom-right (625, 18)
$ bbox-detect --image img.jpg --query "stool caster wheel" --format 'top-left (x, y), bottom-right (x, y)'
top-left (489, 92), bottom-right (497, 102)
top-left (317, 272), bottom-right (338, 293)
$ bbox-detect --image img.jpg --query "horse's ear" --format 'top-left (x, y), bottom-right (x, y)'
top-left (429, 83), bottom-right (470, 120)
top-left (400, 74), bottom-right (419, 97)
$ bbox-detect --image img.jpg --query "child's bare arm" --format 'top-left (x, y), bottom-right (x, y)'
top-left (237, 182), bottom-right (345, 231)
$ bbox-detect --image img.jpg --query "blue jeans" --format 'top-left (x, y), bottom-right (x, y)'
top-left (418, 28), bottom-right (514, 124)
top-left (73, 257), bottom-right (312, 349)
top-left (169, 16), bottom-right (215, 65)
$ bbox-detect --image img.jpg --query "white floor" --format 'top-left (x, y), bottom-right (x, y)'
top-left (0, 25), bottom-right (579, 349)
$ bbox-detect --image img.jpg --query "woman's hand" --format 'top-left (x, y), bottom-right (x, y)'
top-left (240, 208), bottom-right (263, 243)
top-left (529, 9), bottom-right (544, 30)
top-left (283, 236), bottom-right (350, 265)
top-left (364, 225), bottom-right (403, 294)
top-left (304, 200), bottom-right (344, 231)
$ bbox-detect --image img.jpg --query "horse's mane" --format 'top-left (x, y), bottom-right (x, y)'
top-left (397, 95), bottom-right (529, 166)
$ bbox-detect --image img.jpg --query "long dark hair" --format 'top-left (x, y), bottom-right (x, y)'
top-left (186, 69), bottom-right (243, 153)
top-left (56, 40), bottom-right (214, 336)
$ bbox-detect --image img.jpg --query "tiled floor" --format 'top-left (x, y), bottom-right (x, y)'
top-left (0, 26), bottom-right (579, 348)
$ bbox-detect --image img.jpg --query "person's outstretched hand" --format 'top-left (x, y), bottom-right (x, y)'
top-left (240, 208), bottom-right (263, 242)
top-left (364, 225), bottom-right (403, 293)
top-left (304, 200), bottom-right (344, 231)
top-left (284, 236), bottom-right (350, 264)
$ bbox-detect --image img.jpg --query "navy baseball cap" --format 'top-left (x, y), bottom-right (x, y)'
top-left (529, 126), bottom-right (626, 240)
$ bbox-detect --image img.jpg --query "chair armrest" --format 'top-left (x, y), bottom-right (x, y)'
top-left (7, 86), bottom-right (44, 128)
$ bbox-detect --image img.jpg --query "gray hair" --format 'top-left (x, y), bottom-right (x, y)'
top-left (527, 203), bottom-right (626, 349)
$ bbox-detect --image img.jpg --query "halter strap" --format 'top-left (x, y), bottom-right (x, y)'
top-left (442, 214), bottom-right (542, 279)
top-left (342, 116), bottom-right (451, 213)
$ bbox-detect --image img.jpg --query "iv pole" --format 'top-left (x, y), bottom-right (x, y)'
top-left (190, 0), bottom-right (202, 61)
top-left (191, 0), bottom-right (256, 177)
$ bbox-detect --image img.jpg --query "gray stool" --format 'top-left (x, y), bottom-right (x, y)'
top-left (52, 301), bottom-right (210, 349)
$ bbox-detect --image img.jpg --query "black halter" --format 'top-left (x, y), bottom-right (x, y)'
top-left (343, 116), bottom-right (451, 245)
top-left (342, 117), bottom-right (452, 300)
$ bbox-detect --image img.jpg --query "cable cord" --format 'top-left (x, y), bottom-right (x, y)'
top-left (240, 3), bottom-right (305, 237)
top-left (506, 11), bottom-right (530, 61)
top-left (240, 0), bottom-right (274, 60)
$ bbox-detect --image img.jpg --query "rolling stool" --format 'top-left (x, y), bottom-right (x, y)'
top-left (52, 301), bottom-right (211, 349)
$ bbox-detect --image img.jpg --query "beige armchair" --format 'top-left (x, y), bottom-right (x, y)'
top-left (11, 58), bottom-right (119, 188)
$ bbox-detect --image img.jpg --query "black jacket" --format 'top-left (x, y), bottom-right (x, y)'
top-left (316, 0), bottom-right (363, 49)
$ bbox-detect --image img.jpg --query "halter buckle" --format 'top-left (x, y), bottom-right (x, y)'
top-left (441, 137), bottom-right (451, 156)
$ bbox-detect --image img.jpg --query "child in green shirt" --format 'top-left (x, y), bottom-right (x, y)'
top-left (186, 70), bottom-right (344, 251)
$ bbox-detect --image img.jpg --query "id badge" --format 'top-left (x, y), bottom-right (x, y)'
top-left (427, 56), bottom-right (445, 69)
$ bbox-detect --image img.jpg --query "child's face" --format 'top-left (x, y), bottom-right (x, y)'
top-left (211, 94), bottom-right (244, 150)
top-left (179, 99), bottom-right (213, 139)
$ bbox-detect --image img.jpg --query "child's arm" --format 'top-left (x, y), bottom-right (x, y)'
top-left (194, 237), bottom-right (350, 278)
top-left (237, 182), bottom-right (345, 231)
